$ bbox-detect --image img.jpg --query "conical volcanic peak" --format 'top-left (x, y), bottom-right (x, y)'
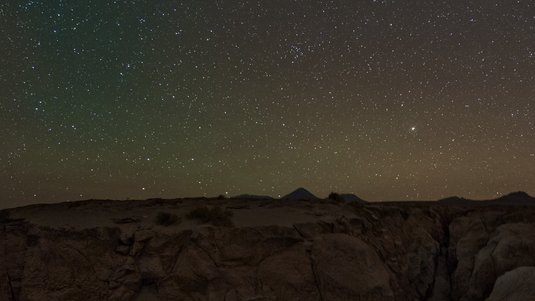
top-left (282, 188), bottom-right (318, 201)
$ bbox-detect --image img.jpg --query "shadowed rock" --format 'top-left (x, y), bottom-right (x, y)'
top-left (1, 197), bottom-right (535, 300)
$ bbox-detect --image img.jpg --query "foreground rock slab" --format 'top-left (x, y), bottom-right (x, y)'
top-left (1, 198), bottom-right (535, 300)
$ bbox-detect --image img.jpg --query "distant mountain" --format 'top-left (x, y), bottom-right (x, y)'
top-left (339, 193), bottom-right (367, 204)
top-left (438, 192), bottom-right (535, 206)
top-left (487, 191), bottom-right (535, 205)
top-left (282, 188), bottom-right (319, 201)
top-left (231, 194), bottom-right (274, 200)
top-left (438, 196), bottom-right (474, 205)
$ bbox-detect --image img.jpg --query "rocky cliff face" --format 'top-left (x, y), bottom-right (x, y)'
top-left (1, 199), bottom-right (535, 301)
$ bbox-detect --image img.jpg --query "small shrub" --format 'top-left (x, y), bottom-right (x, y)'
top-left (217, 194), bottom-right (226, 200)
top-left (155, 212), bottom-right (180, 226)
top-left (187, 206), bottom-right (233, 226)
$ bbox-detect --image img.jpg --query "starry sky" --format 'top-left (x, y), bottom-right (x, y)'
top-left (2, 0), bottom-right (535, 208)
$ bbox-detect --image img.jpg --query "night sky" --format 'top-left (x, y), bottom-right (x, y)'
top-left (2, 0), bottom-right (535, 208)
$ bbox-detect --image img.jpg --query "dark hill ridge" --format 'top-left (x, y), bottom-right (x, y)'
top-left (230, 194), bottom-right (274, 200)
top-left (339, 193), bottom-right (366, 204)
top-left (438, 191), bottom-right (535, 206)
top-left (437, 196), bottom-right (474, 205)
top-left (489, 191), bottom-right (535, 205)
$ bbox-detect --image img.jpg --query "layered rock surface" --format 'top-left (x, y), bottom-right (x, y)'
top-left (1, 199), bottom-right (535, 300)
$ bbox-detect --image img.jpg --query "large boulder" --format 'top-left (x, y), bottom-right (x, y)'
top-left (486, 266), bottom-right (535, 301)
top-left (258, 243), bottom-right (320, 300)
top-left (311, 233), bottom-right (393, 300)
top-left (465, 223), bottom-right (535, 300)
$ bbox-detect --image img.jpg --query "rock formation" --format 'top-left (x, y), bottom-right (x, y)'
top-left (1, 197), bottom-right (535, 300)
